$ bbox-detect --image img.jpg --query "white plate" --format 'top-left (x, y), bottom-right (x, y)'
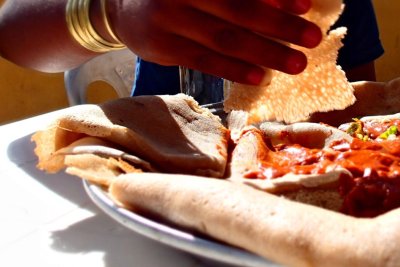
top-left (83, 180), bottom-right (280, 267)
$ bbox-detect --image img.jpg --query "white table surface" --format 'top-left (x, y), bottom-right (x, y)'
top-left (0, 110), bottom-right (239, 267)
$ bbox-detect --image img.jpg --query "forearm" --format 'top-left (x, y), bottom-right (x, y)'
top-left (1, 0), bottom-right (324, 85)
top-left (345, 61), bottom-right (377, 82)
top-left (0, 0), bottom-right (103, 72)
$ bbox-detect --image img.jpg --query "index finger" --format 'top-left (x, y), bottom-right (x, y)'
top-left (190, 0), bottom-right (322, 49)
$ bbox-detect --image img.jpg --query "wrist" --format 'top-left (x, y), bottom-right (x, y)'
top-left (65, 0), bottom-right (125, 53)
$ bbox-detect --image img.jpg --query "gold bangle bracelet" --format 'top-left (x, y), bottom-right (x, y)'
top-left (79, 0), bottom-right (125, 49)
top-left (66, 0), bottom-right (94, 52)
top-left (100, 0), bottom-right (124, 45)
top-left (66, 0), bottom-right (126, 53)
top-left (67, 0), bottom-right (108, 52)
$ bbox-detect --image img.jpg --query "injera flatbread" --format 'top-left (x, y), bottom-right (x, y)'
top-left (110, 172), bottom-right (400, 267)
top-left (227, 121), bottom-right (352, 195)
top-left (32, 94), bottom-right (229, 178)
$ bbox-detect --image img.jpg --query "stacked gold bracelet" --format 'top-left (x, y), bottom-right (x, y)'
top-left (66, 0), bottom-right (126, 53)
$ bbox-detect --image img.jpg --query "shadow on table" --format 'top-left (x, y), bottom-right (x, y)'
top-left (49, 212), bottom-right (205, 267)
top-left (7, 133), bottom-right (93, 209)
top-left (6, 133), bottom-right (246, 267)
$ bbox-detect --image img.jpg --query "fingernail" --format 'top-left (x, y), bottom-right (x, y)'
top-left (302, 25), bottom-right (322, 48)
top-left (286, 52), bottom-right (307, 75)
top-left (246, 68), bottom-right (266, 85)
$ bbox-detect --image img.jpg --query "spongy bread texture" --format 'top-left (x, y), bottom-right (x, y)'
top-left (223, 0), bottom-right (355, 123)
top-left (32, 94), bottom-right (229, 178)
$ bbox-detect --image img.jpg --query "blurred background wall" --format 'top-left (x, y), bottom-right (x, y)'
top-left (374, 0), bottom-right (400, 82)
top-left (0, 0), bottom-right (399, 124)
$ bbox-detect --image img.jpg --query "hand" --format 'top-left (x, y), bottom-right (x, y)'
top-left (308, 78), bottom-right (400, 126)
top-left (109, 0), bottom-right (322, 85)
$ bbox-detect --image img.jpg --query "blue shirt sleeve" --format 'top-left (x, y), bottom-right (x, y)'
top-left (132, 57), bottom-right (180, 96)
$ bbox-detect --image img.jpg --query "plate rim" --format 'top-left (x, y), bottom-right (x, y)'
top-left (83, 179), bottom-right (279, 267)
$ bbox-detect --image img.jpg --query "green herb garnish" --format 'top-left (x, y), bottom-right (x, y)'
top-left (379, 125), bottom-right (398, 139)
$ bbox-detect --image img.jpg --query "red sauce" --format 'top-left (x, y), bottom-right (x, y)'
top-left (239, 121), bottom-right (400, 218)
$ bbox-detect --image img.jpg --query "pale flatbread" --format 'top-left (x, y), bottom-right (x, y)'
top-left (223, 0), bottom-right (355, 123)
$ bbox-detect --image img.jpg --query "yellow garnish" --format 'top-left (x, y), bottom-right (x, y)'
top-left (347, 118), bottom-right (368, 140)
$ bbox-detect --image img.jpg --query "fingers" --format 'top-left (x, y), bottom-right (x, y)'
top-left (157, 5), bottom-right (308, 76)
top-left (191, 0), bottom-right (322, 49)
top-left (144, 32), bottom-right (267, 85)
top-left (116, 0), bottom-right (322, 85)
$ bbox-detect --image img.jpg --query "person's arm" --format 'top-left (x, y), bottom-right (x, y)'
top-left (0, 0), bottom-right (97, 72)
top-left (345, 61), bottom-right (377, 82)
top-left (0, 0), bottom-right (322, 85)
